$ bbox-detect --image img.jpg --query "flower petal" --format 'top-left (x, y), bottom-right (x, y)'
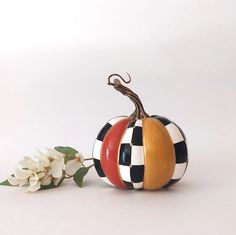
top-left (50, 156), bottom-right (65, 178)
top-left (19, 157), bottom-right (37, 169)
top-left (37, 172), bottom-right (46, 179)
top-left (36, 152), bottom-right (50, 168)
top-left (7, 175), bottom-right (20, 185)
top-left (47, 148), bottom-right (65, 159)
top-left (27, 181), bottom-right (41, 192)
top-left (65, 159), bottom-right (82, 176)
top-left (75, 153), bottom-right (84, 163)
top-left (41, 174), bottom-right (52, 186)
top-left (14, 168), bottom-right (32, 179)
top-left (19, 178), bottom-right (28, 187)
top-left (54, 177), bottom-right (63, 186)
top-left (29, 176), bottom-right (39, 185)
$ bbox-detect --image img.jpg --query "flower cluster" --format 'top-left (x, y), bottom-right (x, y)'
top-left (6, 147), bottom-right (85, 192)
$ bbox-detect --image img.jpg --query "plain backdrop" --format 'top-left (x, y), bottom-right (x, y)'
top-left (0, 1), bottom-right (235, 235)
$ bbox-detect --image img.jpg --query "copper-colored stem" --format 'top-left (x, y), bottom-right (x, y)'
top-left (108, 74), bottom-right (149, 119)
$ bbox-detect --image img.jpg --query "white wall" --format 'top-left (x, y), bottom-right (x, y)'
top-left (0, 1), bottom-right (235, 234)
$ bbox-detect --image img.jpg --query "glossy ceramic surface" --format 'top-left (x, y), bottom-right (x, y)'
top-left (142, 118), bottom-right (175, 190)
top-left (93, 115), bottom-right (188, 190)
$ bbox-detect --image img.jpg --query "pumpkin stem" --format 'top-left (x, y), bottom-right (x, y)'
top-left (108, 74), bottom-right (149, 119)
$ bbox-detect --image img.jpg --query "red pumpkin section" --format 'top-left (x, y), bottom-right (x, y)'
top-left (100, 118), bottom-right (130, 189)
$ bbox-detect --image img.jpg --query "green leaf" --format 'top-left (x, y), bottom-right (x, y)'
top-left (64, 155), bottom-right (76, 163)
top-left (55, 146), bottom-right (78, 156)
top-left (73, 167), bottom-right (89, 187)
top-left (55, 146), bottom-right (79, 163)
top-left (0, 179), bottom-right (12, 186)
top-left (40, 177), bottom-right (64, 190)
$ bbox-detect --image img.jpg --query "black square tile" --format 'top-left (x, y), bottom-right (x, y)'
top-left (174, 141), bottom-right (188, 163)
top-left (93, 159), bottom-right (105, 177)
top-left (130, 165), bottom-right (144, 183)
top-left (123, 181), bottom-right (133, 189)
top-left (163, 179), bottom-right (180, 188)
top-left (131, 127), bottom-right (143, 146)
top-left (151, 115), bottom-right (171, 126)
top-left (119, 144), bottom-right (131, 166)
top-left (97, 123), bottom-right (112, 141)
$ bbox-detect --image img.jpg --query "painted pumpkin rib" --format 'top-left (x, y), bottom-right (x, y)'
top-left (118, 119), bottom-right (145, 189)
top-left (93, 116), bottom-right (128, 186)
top-left (151, 115), bottom-right (188, 188)
top-left (93, 115), bottom-right (187, 190)
top-left (100, 118), bottom-right (130, 189)
top-left (143, 118), bottom-right (175, 190)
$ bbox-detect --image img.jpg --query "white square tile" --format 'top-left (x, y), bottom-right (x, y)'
top-left (93, 140), bottom-right (102, 160)
top-left (119, 165), bottom-right (131, 182)
top-left (121, 128), bottom-right (133, 143)
top-left (133, 182), bottom-right (143, 189)
top-left (135, 119), bottom-right (143, 127)
top-left (172, 163), bottom-right (187, 179)
top-left (166, 123), bottom-right (184, 144)
top-left (131, 146), bottom-right (144, 165)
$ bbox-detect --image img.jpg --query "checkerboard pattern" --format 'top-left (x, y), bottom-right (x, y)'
top-left (151, 115), bottom-right (188, 188)
top-left (93, 116), bottom-right (127, 187)
top-left (118, 119), bottom-right (144, 189)
top-left (93, 115), bottom-right (188, 190)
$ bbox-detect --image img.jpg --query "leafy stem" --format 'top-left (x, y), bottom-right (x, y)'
top-left (84, 158), bottom-right (93, 161)
top-left (0, 146), bottom-right (95, 192)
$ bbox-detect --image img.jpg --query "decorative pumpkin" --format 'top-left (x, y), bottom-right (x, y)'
top-left (93, 74), bottom-right (188, 190)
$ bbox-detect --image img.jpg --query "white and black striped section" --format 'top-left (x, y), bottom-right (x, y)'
top-left (118, 119), bottom-right (145, 190)
top-left (93, 116), bottom-right (127, 186)
top-left (151, 115), bottom-right (188, 188)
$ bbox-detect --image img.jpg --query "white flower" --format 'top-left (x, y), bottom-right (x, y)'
top-left (8, 148), bottom-right (66, 192)
top-left (75, 153), bottom-right (84, 163)
top-left (41, 174), bottom-right (52, 186)
top-left (19, 157), bottom-right (38, 169)
top-left (65, 153), bottom-right (84, 176)
top-left (14, 167), bottom-right (32, 179)
top-left (65, 159), bottom-right (82, 176)
top-left (50, 155), bottom-right (65, 178)
top-left (47, 148), bottom-right (65, 159)
top-left (54, 176), bottom-right (63, 186)
top-left (7, 175), bottom-right (21, 186)
top-left (27, 175), bottom-right (41, 192)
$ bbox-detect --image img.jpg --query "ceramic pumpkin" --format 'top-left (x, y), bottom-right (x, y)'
top-left (93, 74), bottom-right (188, 190)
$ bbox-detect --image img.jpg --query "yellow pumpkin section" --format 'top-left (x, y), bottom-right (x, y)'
top-left (143, 118), bottom-right (175, 190)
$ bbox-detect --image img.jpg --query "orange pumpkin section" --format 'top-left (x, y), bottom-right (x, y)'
top-left (100, 118), bottom-right (130, 189)
top-left (143, 118), bottom-right (175, 190)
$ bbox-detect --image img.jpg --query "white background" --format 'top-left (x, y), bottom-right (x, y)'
top-left (0, 1), bottom-right (235, 234)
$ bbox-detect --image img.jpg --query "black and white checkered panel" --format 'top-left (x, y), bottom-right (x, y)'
top-left (93, 116), bottom-right (127, 187)
top-left (118, 119), bottom-right (145, 190)
top-left (151, 115), bottom-right (188, 188)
